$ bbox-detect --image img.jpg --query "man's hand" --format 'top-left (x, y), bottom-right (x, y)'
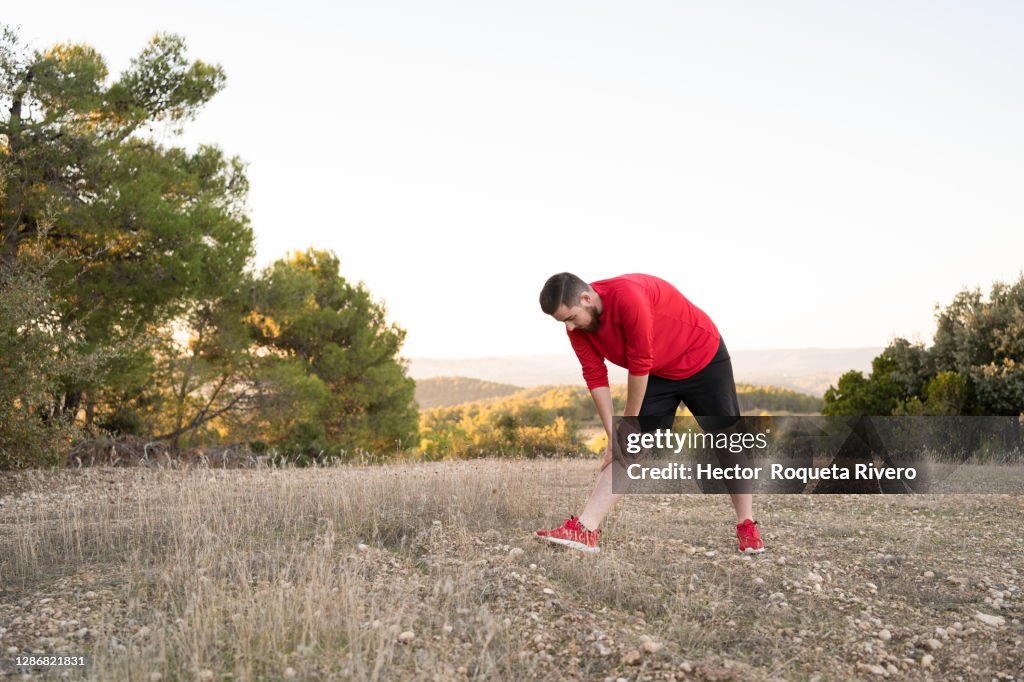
top-left (606, 417), bottom-right (642, 469)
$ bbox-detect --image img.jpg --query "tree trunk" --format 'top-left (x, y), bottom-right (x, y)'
top-left (84, 394), bottom-right (95, 427)
top-left (62, 390), bottom-right (83, 424)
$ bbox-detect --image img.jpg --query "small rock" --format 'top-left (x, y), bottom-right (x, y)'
top-left (6, 646), bottom-right (19, 654)
top-left (641, 640), bottom-right (664, 654)
top-left (705, 551), bottom-right (717, 557)
top-left (83, 591), bottom-right (97, 600)
top-left (878, 629), bottom-right (892, 641)
top-left (921, 654), bottom-right (933, 668)
top-left (680, 661), bottom-right (693, 672)
top-left (509, 547), bottom-right (524, 558)
top-left (542, 587), bottom-right (555, 595)
top-left (923, 571), bottom-right (935, 579)
top-left (356, 544), bottom-right (369, 552)
top-left (621, 650), bottom-right (642, 665)
top-left (807, 571), bottom-right (823, 583)
top-left (925, 638), bottom-right (942, 651)
top-left (975, 612), bottom-right (1005, 627)
top-left (856, 663), bottom-right (887, 676)
top-left (148, 673), bottom-right (162, 682)
top-left (283, 668), bottom-right (296, 679)
top-left (198, 671), bottom-right (214, 682)
top-left (398, 630), bottom-right (415, 643)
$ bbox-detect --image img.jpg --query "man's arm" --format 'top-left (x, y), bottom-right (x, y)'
top-left (592, 373), bottom-right (648, 425)
top-left (624, 373), bottom-right (648, 416)
top-left (591, 386), bottom-right (616, 471)
top-left (590, 386), bottom-right (615, 438)
top-left (593, 373), bottom-right (648, 471)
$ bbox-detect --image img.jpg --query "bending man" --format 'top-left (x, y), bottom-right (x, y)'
top-left (534, 272), bottom-right (765, 554)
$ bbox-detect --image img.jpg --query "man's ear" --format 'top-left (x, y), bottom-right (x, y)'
top-left (579, 291), bottom-right (593, 306)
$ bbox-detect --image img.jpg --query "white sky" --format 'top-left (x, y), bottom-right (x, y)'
top-left (8, 2), bottom-right (1024, 358)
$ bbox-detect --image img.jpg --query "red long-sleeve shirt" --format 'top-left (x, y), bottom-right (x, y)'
top-left (568, 274), bottom-right (721, 390)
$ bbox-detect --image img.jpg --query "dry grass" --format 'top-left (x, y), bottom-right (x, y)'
top-left (1, 460), bottom-right (1022, 681)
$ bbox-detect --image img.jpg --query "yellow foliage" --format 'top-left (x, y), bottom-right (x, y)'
top-left (417, 381), bottom-right (820, 459)
top-left (244, 311), bottom-right (281, 339)
top-left (586, 432), bottom-right (607, 455)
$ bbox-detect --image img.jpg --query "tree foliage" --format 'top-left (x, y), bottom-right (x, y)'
top-left (243, 250), bottom-right (419, 457)
top-left (419, 387), bottom-right (587, 459)
top-left (824, 274), bottom-right (1024, 416)
top-left (1, 26), bottom-right (252, 428)
top-left (1, 26), bottom-right (419, 466)
top-left (0, 247), bottom-right (104, 466)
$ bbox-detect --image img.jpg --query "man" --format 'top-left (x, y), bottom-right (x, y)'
top-left (535, 272), bottom-right (765, 554)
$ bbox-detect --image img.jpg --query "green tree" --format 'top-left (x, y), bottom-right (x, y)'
top-left (245, 249), bottom-right (418, 456)
top-left (822, 348), bottom-right (909, 416)
top-left (0, 245), bottom-right (103, 467)
top-left (931, 276), bottom-right (1024, 415)
top-left (824, 274), bottom-right (1024, 417)
top-left (895, 371), bottom-right (970, 416)
top-left (0, 26), bottom-right (252, 425)
top-left (136, 281), bottom-right (261, 448)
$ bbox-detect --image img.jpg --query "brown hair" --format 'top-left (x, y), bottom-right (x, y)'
top-left (539, 272), bottom-right (591, 315)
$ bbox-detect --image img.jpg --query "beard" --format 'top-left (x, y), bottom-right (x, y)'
top-left (580, 303), bottom-right (601, 332)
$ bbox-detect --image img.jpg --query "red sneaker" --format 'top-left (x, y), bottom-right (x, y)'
top-left (535, 515), bottom-right (601, 553)
top-left (736, 518), bottom-right (765, 554)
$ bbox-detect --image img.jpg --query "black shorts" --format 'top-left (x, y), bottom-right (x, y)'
top-left (638, 337), bottom-right (740, 434)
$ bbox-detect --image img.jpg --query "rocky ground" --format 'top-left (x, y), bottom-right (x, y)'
top-left (0, 461), bottom-right (1022, 680)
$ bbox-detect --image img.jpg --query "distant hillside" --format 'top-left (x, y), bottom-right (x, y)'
top-left (468, 383), bottom-right (824, 415)
top-left (408, 348), bottom-right (881, 397)
top-left (418, 383), bottom-right (823, 459)
top-left (414, 377), bottom-right (522, 409)
top-left (736, 384), bottom-right (823, 414)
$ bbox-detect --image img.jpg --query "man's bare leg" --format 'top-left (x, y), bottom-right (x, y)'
top-left (730, 492), bottom-right (753, 523)
top-left (578, 465), bottom-right (755, 531)
top-left (578, 462), bottom-right (622, 531)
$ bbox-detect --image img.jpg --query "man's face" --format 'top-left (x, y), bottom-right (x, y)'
top-left (552, 294), bottom-right (601, 333)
